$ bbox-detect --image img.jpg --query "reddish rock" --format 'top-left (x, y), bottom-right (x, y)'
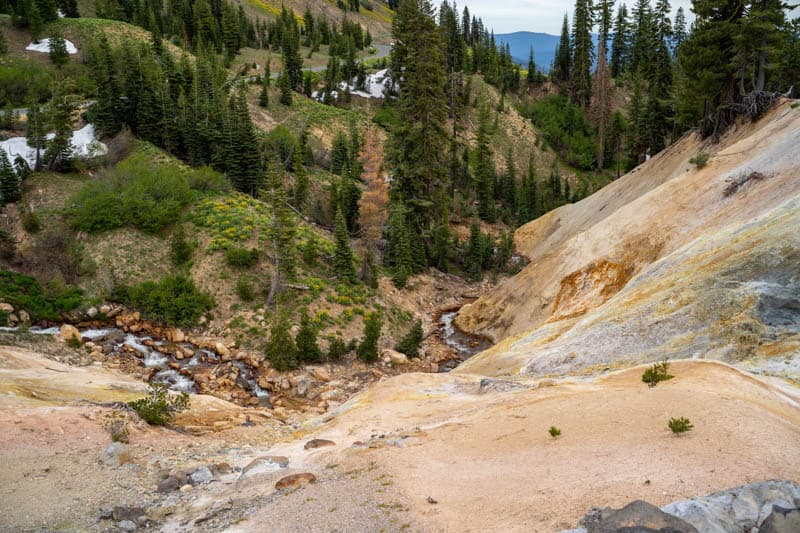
top-left (304, 438), bottom-right (336, 450)
top-left (275, 473), bottom-right (316, 490)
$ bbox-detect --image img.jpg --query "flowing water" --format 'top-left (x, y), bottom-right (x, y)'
top-left (1, 326), bottom-right (268, 400)
top-left (437, 311), bottom-right (492, 372)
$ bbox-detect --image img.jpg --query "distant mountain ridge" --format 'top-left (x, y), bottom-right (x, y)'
top-left (496, 31), bottom-right (599, 72)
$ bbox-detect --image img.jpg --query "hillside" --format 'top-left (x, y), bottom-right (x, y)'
top-left (456, 100), bottom-right (800, 378)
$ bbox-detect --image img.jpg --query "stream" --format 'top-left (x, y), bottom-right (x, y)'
top-left (1, 326), bottom-right (270, 402)
top-left (437, 311), bottom-right (492, 372)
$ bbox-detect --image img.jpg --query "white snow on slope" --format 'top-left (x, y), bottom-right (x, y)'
top-left (0, 124), bottom-right (107, 171)
top-left (26, 38), bottom-right (78, 55)
top-left (341, 69), bottom-right (392, 99)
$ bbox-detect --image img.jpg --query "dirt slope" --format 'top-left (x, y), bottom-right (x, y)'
top-left (235, 361), bottom-right (800, 532)
top-left (454, 101), bottom-right (800, 378)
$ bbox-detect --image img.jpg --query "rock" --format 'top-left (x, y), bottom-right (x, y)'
top-left (189, 466), bottom-right (214, 485)
top-left (0, 302), bottom-right (13, 313)
top-left (275, 473), bottom-right (316, 490)
top-left (117, 519), bottom-right (137, 531)
top-left (18, 310), bottom-right (30, 323)
top-left (60, 324), bottom-right (82, 344)
top-left (759, 506), bottom-right (800, 533)
top-left (8, 313), bottom-right (18, 324)
top-left (295, 378), bottom-right (310, 397)
top-left (101, 442), bottom-right (131, 467)
top-left (662, 480), bottom-right (800, 533)
top-left (583, 500), bottom-right (698, 533)
top-left (179, 484), bottom-right (193, 492)
top-left (168, 328), bottom-right (185, 343)
top-left (304, 438), bottom-right (335, 450)
top-left (319, 389), bottom-right (344, 402)
top-left (157, 476), bottom-right (182, 493)
top-left (100, 304), bottom-right (111, 315)
top-left (383, 349), bottom-right (408, 366)
top-left (214, 342), bottom-right (230, 357)
top-left (86, 306), bottom-right (98, 318)
top-left (240, 456), bottom-right (289, 478)
top-left (111, 506), bottom-right (145, 521)
top-left (307, 366), bottom-right (331, 382)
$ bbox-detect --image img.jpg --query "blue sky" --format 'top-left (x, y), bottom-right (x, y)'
top-left (460, 0), bottom-right (798, 35)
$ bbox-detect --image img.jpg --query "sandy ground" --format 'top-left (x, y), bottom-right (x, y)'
top-left (244, 361), bottom-right (800, 532)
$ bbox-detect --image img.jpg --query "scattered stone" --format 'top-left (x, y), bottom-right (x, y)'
top-left (214, 342), bottom-right (230, 357)
top-left (101, 442), bottom-right (131, 467)
top-left (275, 473), bottom-right (316, 490)
top-left (582, 500), bottom-right (698, 533)
top-left (759, 506), bottom-right (800, 533)
top-left (240, 456), bottom-right (289, 478)
top-left (18, 310), bottom-right (30, 323)
top-left (295, 378), bottom-right (310, 397)
top-left (319, 389), bottom-right (344, 402)
top-left (0, 302), bottom-right (13, 313)
top-left (111, 506), bottom-right (145, 522)
top-left (427, 496), bottom-right (438, 505)
top-left (179, 484), bottom-right (193, 492)
top-left (157, 476), bottom-right (182, 493)
top-left (304, 438), bottom-right (336, 450)
top-left (117, 519), bottom-right (137, 531)
top-left (60, 324), bottom-right (82, 344)
top-left (86, 306), bottom-right (98, 318)
top-left (100, 304), bottom-right (111, 315)
top-left (189, 466), bottom-right (214, 485)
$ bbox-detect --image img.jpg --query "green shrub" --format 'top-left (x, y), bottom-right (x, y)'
top-left (225, 247), bottom-right (259, 268)
top-left (111, 275), bottom-right (213, 327)
top-left (21, 211), bottom-right (42, 234)
top-left (235, 277), bottom-right (255, 302)
top-left (326, 335), bottom-right (348, 360)
top-left (668, 417), bottom-right (693, 435)
top-left (187, 166), bottom-right (230, 192)
top-left (395, 319), bottom-right (423, 358)
top-left (527, 94), bottom-right (596, 170)
top-left (689, 152), bottom-right (710, 169)
top-left (296, 308), bottom-right (322, 364)
top-left (68, 154), bottom-right (192, 234)
top-left (0, 270), bottom-right (82, 321)
top-left (548, 426), bottom-right (561, 438)
top-left (128, 383), bottom-right (190, 426)
top-left (372, 106), bottom-right (401, 131)
top-left (265, 312), bottom-right (298, 371)
top-left (642, 358), bottom-right (674, 388)
top-left (170, 224), bottom-right (193, 266)
top-left (357, 312), bottom-right (382, 362)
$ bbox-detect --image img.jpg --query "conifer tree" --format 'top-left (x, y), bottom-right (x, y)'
top-left (264, 160), bottom-right (297, 306)
top-left (672, 6), bottom-right (687, 53)
top-left (0, 150), bottom-right (19, 204)
top-left (395, 319), bottom-right (423, 358)
top-left (25, 102), bottom-right (46, 171)
top-left (527, 46), bottom-right (537, 83)
top-left (265, 311), bottom-right (298, 370)
top-left (259, 81), bottom-right (269, 107)
top-left (474, 104), bottom-right (495, 221)
top-left (571, 0), bottom-right (595, 107)
top-left (464, 218), bottom-right (484, 281)
top-left (357, 311), bottom-right (382, 362)
top-left (170, 223), bottom-right (193, 266)
top-left (611, 3), bottom-right (630, 78)
top-left (386, 203), bottom-right (413, 288)
top-left (500, 147), bottom-right (517, 217)
top-left (228, 88), bottom-right (261, 195)
top-left (333, 205), bottom-right (358, 283)
top-left (279, 72), bottom-right (292, 106)
top-left (296, 308), bottom-right (322, 364)
top-left (44, 92), bottom-right (75, 171)
top-left (48, 32), bottom-right (69, 67)
top-left (0, 29), bottom-right (7, 55)
top-left (552, 14), bottom-right (573, 83)
top-left (591, 33), bottom-right (614, 169)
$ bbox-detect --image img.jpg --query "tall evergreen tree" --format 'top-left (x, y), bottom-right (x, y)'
top-left (611, 3), bottom-right (630, 77)
top-left (474, 104), bottom-right (495, 221)
top-left (527, 46), bottom-right (537, 83)
top-left (357, 311), bottom-right (382, 362)
top-left (227, 88), bottom-right (261, 195)
top-left (552, 14), bottom-right (573, 83)
top-left (672, 6), bottom-right (687, 52)
top-left (333, 205), bottom-right (358, 283)
top-left (265, 311), bottom-right (298, 370)
top-left (48, 32), bottom-right (69, 67)
top-left (296, 308), bottom-right (322, 364)
top-left (264, 160), bottom-right (297, 306)
top-left (571, 0), bottom-right (595, 107)
top-left (44, 92), bottom-right (75, 171)
top-left (25, 102), bottom-right (47, 171)
top-left (0, 150), bottom-right (20, 204)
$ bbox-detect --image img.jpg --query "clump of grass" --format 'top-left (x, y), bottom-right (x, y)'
top-left (128, 383), bottom-right (190, 426)
top-left (642, 357), bottom-right (674, 387)
top-left (668, 417), bottom-right (693, 436)
top-left (548, 426), bottom-right (561, 438)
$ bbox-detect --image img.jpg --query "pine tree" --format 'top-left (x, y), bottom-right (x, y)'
top-left (395, 319), bottom-right (423, 358)
top-left (265, 311), bottom-right (298, 371)
top-left (386, 203), bottom-right (413, 288)
top-left (0, 29), bottom-right (7, 55)
top-left (44, 92), bottom-right (75, 171)
top-left (500, 147), bottom-right (517, 217)
top-left (527, 46), bottom-right (537, 83)
top-left (259, 81), bottom-right (269, 107)
top-left (279, 72), bottom-right (292, 106)
top-left (357, 311), bottom-right (382, 362)
top-left (170, 224), bottom-right (193, 266)
top-left (0, 150), bottom-right (20, 204)
top-left (296, 308), bottom-right (322, 364)
top-left (333, 205), bottom-right (358, 283)
top-left (25, 102), bottom-right (47, 171)
top-left (672, 6), bottom-right (687, 53)
top-left (48, 32), bottom-right (69, 67)
top-left (591, 35), bottom-right (614, 169)
top-left (553, 14), bottom-right (573, 83)
top-left (464, 218), bottom-right (483, 281)
top-left (474, 104), bottom-right (495, 221)
top-left (228, 88), bottom-right (261, 195)
top-left (571, 0), bottom-right (595, 107)
top-left (611, 3), bottom-right (630, 78)
top-left (264, 161), bottom-right (297, 306)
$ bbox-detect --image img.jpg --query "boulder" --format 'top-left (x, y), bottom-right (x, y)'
top-left (583, 500), bottom-right (698, 533)
top-left (157, 476), bottom-right (182, 493)
top-left (759, 506), bottom-right (800, 533)
top-left (167, 328), bottom-right (185, 343)
top-left (117, 519), bottom-right (137, 532)
top-left (86, 306), bottom-right (98, 318)
top-left (100, 442), bottom-right (131, 467)
top-left (99, 304), bottom-right (111, 315)
top-left (383, 349), bottom-right (408, 366)
top-left (111, 506), bottom-right (145, 522)
top-left (295, 378), bottom-right (310, 397)
top-left (188, 466), bottom-right (214, 485)
top-left (662, 480), bottom-right (800, 533)
top-left (304, 438), bottom-right (335, 450)
top-left (214, 342), bottom-right (230, 357)
top-left (307, 366), bottom-right (331, 382)
top-left (60, 324), bottom-right (81, 344)
top-left (240, 456), bottom-right (289, 479)
top-left (275, 473), bottom-right (316, 490)
top-left (0, 302), bottom-right (13, 313)
top-left (18, 310), bottom-right (30, 324)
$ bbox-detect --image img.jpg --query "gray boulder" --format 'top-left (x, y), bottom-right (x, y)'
top-left (583, 500), bottom-right (697, 532)
top-left (188, 466), bottom-right (214, 485)
top-left (101, 442), bottom-right (131, 467)
top-left (662, 480), bottom-right (800, 533)
top-left (758, 506), bottom-right (800, 533)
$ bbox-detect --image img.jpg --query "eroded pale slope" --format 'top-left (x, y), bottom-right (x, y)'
top-left (456, 102), bottom-right (800, 349)
top-left (243, 361), bottom-right (800, 532)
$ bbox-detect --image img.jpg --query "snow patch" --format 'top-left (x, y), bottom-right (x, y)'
top-left (26, 38), bottom-right (79, 55)
top-left (0, 124), bottom-right (107, 172)
top-left (340, 69), bottom-right (392, 99)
